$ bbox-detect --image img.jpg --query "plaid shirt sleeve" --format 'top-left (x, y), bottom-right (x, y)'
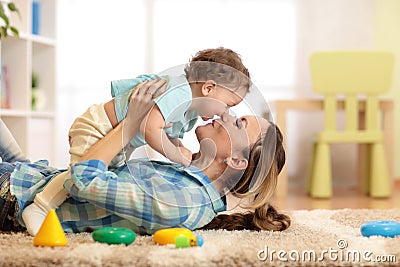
top-left (65, 160), bottom-right (219, 233)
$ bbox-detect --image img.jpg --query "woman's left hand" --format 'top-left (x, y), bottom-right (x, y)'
top-left (123, 79), bottom-right (167, 142)
top-left (79, 79), bottom-right (166, 165)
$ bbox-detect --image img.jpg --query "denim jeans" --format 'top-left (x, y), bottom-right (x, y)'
top-left (0, 164), bottom-right (25, 231)
top-left (0, 119), bottom-right (29, 163)
top-left (0, 119), bottom-right (28, 231)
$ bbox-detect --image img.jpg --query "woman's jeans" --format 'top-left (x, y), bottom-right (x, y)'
top-left (0, 119), bottom-right (28, 231)
top-left (0, 119), bottom-right (29, 163)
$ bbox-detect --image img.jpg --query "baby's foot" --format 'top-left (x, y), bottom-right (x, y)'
top-left (22, 203), bottom-right (47, 236)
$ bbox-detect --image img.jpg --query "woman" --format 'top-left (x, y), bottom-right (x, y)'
top-left (1, 80), bottom-right (290, 234)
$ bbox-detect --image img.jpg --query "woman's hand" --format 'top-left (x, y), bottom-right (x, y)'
top-left (123, 79), bottom-right (167, 143)
top-left (80, 79), bottom-right (166, 165)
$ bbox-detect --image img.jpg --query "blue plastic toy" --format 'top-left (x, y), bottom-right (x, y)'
top-left (360, 220), bottom-right (400, 238)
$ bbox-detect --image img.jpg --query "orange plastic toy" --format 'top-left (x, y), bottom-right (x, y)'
top-left (154, 228), bottom-right (204, 248)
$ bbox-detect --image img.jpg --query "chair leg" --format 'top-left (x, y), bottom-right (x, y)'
top-left (358, 144), bottom-right (370, 195)
top-left (306, 142), bottom-right (316, 195)
top-left (369, 143), bottom-right (391, 197)
top-left (310, 142), bottom-right (332, 198)
top-left (365, 144), bottom-right (372, 194)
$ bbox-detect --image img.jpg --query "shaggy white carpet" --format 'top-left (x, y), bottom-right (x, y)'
top-left (0, 209), bottom-right (399, 266)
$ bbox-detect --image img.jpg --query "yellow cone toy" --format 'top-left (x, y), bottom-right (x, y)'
top-left (33, 209), bottom-right (67, 247)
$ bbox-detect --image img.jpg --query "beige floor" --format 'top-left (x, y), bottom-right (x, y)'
top-left (272, 181), bottom-right (400, 210)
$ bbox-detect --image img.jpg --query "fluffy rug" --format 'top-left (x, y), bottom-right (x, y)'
top-left (0, 209), bottom-right (399, 267)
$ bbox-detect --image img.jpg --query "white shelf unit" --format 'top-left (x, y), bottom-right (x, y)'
top-left (0, 0), bottom-right (57, 164)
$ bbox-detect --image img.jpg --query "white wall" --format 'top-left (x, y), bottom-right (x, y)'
top-left (290, 0), bottom-right (375, 186)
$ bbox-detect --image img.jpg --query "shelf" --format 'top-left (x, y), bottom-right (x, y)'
top-left (30, 111), bottom-right (55, 118)
top-left (0, 109), bottom-right (55, 118)
top-left (19, 32), bottom-right (57, 46)
top-left (0, 109), bottom-right (28, 117)
top-left (0, 0), bottom-right (57, 164)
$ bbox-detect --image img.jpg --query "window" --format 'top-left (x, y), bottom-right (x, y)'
top-left (153, 0), bottom-right (296, 89)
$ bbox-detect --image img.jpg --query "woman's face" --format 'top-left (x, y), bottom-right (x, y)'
top-left (195, 113), bottom-right (270, 159)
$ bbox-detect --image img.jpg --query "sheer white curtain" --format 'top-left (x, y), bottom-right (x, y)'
top-left (56, 0), bottom-right (146, 167)
top-left (153, 0), bottom-right (296, 92)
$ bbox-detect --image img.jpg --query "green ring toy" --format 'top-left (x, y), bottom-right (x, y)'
top-left (92, 227), bottom-right (136, 245)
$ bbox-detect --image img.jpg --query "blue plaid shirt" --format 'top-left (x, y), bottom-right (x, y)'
top-left (10, 159), bottom-right (226, 234)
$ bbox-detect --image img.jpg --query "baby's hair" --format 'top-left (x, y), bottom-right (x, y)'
top-left (184, 47), bottom-right (251, 93)
top-left (201, 123), bottom-right (290, 231)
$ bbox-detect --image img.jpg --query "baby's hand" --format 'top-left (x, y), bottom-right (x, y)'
top-left (176, 146), bottom-right (192, 167)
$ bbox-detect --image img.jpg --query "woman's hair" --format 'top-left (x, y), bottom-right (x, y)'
top-left (184, 47), bottom-right (251, 93)
top-left (201, 123), bottom-right (291, 231)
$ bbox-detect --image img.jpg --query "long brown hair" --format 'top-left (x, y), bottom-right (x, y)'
top-left (201, 123), bottom-right (290, 231)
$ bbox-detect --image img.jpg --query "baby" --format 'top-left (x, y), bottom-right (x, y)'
top-left (22, 47), bottom-right (251, 235)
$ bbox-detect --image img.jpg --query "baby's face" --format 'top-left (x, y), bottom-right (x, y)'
top-left (197, 85), bottom-right (247, 120)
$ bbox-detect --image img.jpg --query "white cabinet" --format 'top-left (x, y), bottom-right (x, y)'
top-left (0, 0), bottom-right (56, 164)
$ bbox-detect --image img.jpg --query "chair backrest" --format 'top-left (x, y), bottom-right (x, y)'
top-left (310, 51), bottom-right (394, 94)
top-left (309, 51), bottom-right (394, 134)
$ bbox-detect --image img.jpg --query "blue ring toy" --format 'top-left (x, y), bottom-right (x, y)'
top-left (360, 220), bottom-right (400, 238)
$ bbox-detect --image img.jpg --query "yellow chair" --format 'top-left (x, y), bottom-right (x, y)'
top-left (307, 51), bottom-right (394, 198)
